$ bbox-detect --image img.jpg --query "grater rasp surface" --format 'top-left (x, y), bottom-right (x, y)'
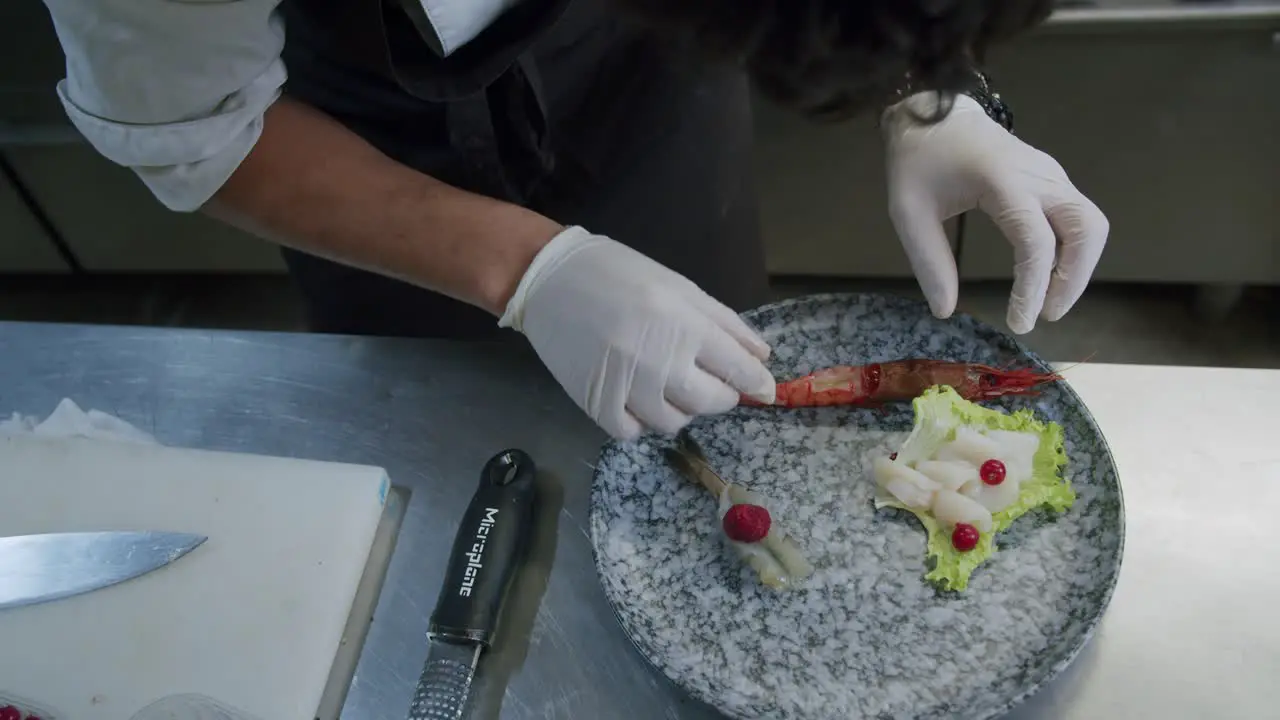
top-left (408, 641), bottom-right (482, 720)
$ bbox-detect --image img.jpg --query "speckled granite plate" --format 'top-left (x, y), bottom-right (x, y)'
top-left (589, 293), bottom-right (1124, 720)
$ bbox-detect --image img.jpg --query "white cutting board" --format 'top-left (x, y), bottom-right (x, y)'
top-left (0, 434), bottom-right (389, 720)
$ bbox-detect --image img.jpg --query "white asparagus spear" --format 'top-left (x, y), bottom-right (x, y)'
top-left (666, 430), bottom-right (814, 589)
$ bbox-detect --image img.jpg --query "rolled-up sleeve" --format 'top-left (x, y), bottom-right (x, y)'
top-left (42, 0), bottom-right (287, 212)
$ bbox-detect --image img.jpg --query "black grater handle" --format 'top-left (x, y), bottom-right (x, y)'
top-left (427, 449), bottom-right (537, 646)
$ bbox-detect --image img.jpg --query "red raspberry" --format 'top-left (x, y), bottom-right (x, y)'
top-left (0, 706), bottom-right (22, 720)
top-left (952, 523), bottom-right (981, 552)
top-left (723, 503), bottom-right (771, 543)
top-left (980, 459), bottom-right (1007, 486)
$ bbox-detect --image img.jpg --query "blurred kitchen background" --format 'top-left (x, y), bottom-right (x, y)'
top-left (0, 2), bottom-right (1277, 367)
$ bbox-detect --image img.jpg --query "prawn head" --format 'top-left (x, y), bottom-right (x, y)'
top-left (965, 364), bottom-right (1063, 400)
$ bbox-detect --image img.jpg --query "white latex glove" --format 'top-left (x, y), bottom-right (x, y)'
top-left (499, 226), bottom-right (776, 441)
top-left (883, 92), bottom-right (1110, 334)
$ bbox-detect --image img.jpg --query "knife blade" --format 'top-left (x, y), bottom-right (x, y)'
top-left (0, 530), bottom-right (207, 610)
top-left (407, 449), bottom-right (538, 720)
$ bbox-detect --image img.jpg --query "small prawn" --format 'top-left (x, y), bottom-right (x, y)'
top-left (740, 359), bottom-right (1062, 408)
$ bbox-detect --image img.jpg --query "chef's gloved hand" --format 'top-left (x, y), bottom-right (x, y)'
top-left (499, 226), bottom-right (776, 441)
top-left (883, 92), bottom-right (1110, 334)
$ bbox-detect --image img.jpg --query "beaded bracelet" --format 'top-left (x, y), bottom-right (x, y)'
top-left (889, 68), bottom-right (1015, 133)
top-left (965, 69), bottom-right (1014, 133)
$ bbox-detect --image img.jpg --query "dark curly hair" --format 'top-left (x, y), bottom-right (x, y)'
top-left (611, 0), bottom-right (1054, 123)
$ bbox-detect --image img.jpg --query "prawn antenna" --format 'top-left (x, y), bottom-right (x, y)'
top-left (1052, 350), bottom-right (1098, 376)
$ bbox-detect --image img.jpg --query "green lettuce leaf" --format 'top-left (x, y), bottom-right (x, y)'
top-left (876, 385), bottom-right (1074, 592)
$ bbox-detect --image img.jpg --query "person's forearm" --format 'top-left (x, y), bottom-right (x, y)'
top-left (203, 96), bottom-right (563, 316)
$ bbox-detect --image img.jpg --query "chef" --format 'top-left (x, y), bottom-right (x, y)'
top-left (40, 0), bottom-right (1108, 441)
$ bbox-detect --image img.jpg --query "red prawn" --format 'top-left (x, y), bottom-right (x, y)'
top-left (740, 359), bottom-right (1062, 408)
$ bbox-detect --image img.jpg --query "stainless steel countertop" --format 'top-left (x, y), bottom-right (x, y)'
top-left (3, 321), bottom-right (1278, 720)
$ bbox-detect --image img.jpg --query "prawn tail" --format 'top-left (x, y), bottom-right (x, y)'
top-left (737, 379), bottom-right (863, 408)
top-left (740, 366), bottom-right (871, 408)
top-left (738, 392), bottom-right (777, 408)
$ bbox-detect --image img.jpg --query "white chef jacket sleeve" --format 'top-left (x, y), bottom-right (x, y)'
top-left (42, 0), bottom-right (288, 212)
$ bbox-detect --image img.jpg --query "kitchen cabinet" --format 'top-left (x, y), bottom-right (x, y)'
top-left (0, 0), bottom-right (71, 273)
top-left (752, 93), bottom-right (958, 278)
top-left (4, 144), bottom-right (286, 272)
top-left (959, 20), bottom-right (1280, 283)
top-left (0, 3), bottom-right (67, 130)
top-left (0, 163), bottom-right (68, 272)
top-left (756, 11), bottom-right (1280, 284)
top-left (0, 3), bottom-right (1274, 280)
top-left (0, 1), bottom-right (283, 273)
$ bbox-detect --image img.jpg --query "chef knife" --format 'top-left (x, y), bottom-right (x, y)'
top-left (0, 530), bottom-right (207, 610)
top-left (408, 449), bottom-right (538, 720)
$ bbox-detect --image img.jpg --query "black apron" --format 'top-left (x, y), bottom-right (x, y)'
top-left (277, 0), bottom-right (768, 339)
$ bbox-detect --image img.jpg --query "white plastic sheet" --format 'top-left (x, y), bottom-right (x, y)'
top-left (0, 398), bottom-right (159, 446)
